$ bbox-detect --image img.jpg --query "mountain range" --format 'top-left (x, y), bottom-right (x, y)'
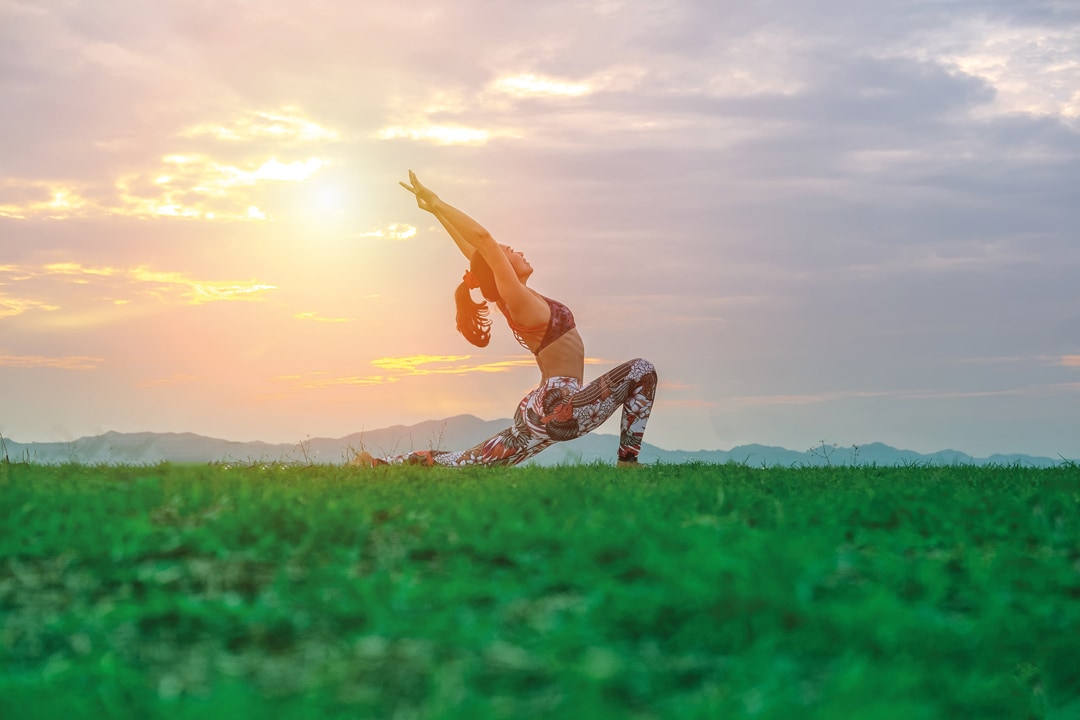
top-left (0, 415), bottom-right (1067, 467)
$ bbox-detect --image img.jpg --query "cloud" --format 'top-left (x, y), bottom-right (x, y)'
top-left (728, 390), bottom-right (898, 408)
top-left (294, 312), bottom-right (352, 323)
top-left (0, 293), bottom-right (59, 319)
top-left (0, 179), bottom-right (93, 220)
top-left (949, 355), bottom-right (1080, 369)
top-left (279, 353), bottom-right (616, 390)
top-left (0, 263), bottom-right (278, 320)
top-left (660, 398), bottom-right (717, 409)
top-left (38, 263), bottom-right (277, 305)
top-left (136, 374), bottom-right (201, 388)
top-left (127, 267), bottom-right (277, 304)
top-left (356, 224), bottom-right (417, 241)
top-left (911, 19), bottom-right (1080, 118)
top-left (372, 354), bottom-right (612, 375)
top-left (276, 372), bottom-right (397, 390)
top-left (178, 107), bottom-right (340, 143)
top-left (370, 354), bottom-right (537, 376)
top-left (726, 382), bottom-right (1080, 408)
top-left (659, 381), bottom-right (700, 391)
top-left (1, 98), bottom-right (337, 220)
top-left (111, 152), bottom-right (327, 221)
top-left (490, 72), bottom-right (593, 98)
top-left (374, 125), bottom-right (495, 145)
top-left (0, 352), bottom-right (103, 370)
top-left (281, 355), bottom-right (526, 390)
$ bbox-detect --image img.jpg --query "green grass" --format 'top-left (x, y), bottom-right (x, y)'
top-left (2, 460), bottom-right (1079, 719)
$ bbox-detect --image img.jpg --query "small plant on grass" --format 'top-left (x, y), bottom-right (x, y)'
top-left (807, 439), bottom-right (839, 466)
top-left (293, 434), bottom-right (314, 465)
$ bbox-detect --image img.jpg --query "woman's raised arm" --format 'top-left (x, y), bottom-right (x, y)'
top-left (400, 171), bottom-right (502, 256)
top-left (433, 208), bottom-right (477, 261)
top-left (400, 171), bottom-right (533, 308)
top-left (400, 171), bottom-right (493, 260)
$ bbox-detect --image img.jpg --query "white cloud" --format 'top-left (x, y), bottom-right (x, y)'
top-left (911, 19), bottom-right (1080, 118)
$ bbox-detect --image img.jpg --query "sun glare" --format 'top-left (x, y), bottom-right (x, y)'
top-left (375, 125), bottom-right (491, 145)
top-left (314, 186), bottom-right (342, 212)
top-left (357, 224), bottom-right (417, 241)
top-left (236, 158), bottom-right (324, 183)
top-left (180, 107), bottom-right (340, 143)
top-left (491, 73), bottom-right (592, 97)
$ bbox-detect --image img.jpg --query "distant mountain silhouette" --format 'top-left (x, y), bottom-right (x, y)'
top-left (0, 415), bottom-right (1066, 467)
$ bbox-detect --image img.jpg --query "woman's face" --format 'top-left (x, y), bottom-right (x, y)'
top-left (501, 245), bottom-right (533, 281)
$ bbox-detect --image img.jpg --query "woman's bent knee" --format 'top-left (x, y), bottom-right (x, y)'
top-left (630, 357), bottom-right (656, 381)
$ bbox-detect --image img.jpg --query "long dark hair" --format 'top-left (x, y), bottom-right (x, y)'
top-left (455, 253), bottom-right (500, 347)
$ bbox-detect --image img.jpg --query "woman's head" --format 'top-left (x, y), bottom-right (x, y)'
top-left (469, 246), bottom-right (534, 298)
top-left (500, 245), bottom-right (533, 283)
top-left (454, 247), bottom-right (533, 347)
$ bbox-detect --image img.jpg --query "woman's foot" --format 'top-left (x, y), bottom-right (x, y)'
top-left (350, 450), bottom-right (376, 467)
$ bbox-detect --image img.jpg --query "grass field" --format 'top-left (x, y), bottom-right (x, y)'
top-left (2, 459), bottom-right (1078, 719)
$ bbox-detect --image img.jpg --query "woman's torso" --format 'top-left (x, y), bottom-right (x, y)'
top-left (535, 327), bottom-right (584, 382)
top-left (501, 290), bottom-right (584, 382)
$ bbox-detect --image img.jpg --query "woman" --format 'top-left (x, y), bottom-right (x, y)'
top-left (351, 171), bottom-right (657, 468)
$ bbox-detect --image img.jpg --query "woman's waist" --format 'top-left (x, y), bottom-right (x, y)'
top-left (537, 374), bottom-right (581, 389)
top-left (534, 335), bottom-right (584, 382)
top-left (538, 368), bottom-right (583, 386)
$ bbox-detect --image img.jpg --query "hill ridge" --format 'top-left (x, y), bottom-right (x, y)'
top-left (1, 415), bottom-right (1066, 467)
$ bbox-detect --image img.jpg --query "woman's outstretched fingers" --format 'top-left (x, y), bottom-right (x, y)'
top-left (409, 171), bottom-right (435, 198)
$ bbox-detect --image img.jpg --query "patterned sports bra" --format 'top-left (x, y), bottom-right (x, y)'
top-left (500, 295), bottom-right (576, 354)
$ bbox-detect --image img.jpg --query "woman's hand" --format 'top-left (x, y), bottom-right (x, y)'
top-left (399, 170), bottom-right (440, 212)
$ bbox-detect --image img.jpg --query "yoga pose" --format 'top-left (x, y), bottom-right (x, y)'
top-left (352, 171), bottom-right (657, 468)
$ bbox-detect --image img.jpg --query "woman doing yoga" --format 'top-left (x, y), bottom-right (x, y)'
top-left (351, 171), bottom-right (657, 468)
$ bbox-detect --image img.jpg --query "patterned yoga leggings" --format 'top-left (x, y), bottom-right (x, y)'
top-left (372, 358), bottom-right (657, 467)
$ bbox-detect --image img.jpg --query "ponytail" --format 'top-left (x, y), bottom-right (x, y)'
top-left (455, 280), bottom-right (491, 347)
top-left (454, 253), bottom-right (500, 347)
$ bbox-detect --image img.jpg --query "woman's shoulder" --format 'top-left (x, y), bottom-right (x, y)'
top-left (501, 289), bottom-right (550, 329)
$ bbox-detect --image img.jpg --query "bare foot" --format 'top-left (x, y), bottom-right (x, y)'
top-left (617, 459), bottom-right (647, 469)
top-left (349, 450), bottom-right (376, 468)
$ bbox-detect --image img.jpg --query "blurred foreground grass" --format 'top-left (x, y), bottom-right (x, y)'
top-left (2, 460), bottom-right (1078, 719)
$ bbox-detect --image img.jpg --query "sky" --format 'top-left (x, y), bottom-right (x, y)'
top-left (2, 0), bottom-right (1079, 459)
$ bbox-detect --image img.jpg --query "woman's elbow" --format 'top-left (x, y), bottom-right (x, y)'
top-left (471, 229), bottom-right (496, 248)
